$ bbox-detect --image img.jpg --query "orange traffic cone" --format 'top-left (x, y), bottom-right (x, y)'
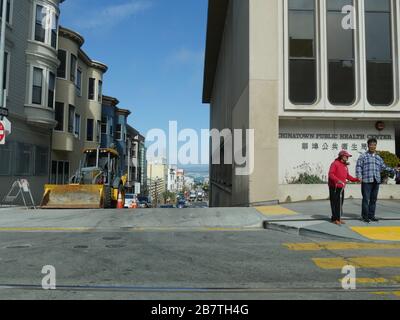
top-left (117, 192), bottom-right (124, 209)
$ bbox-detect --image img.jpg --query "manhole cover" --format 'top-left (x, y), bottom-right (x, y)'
top-left (6, 245), bottom-right (31, 249)
top-left (74, 245), bottom-right (89, 249)
top-left (105, 244), bottom-right (126, 249)
top-left (102, 237), bottom-right (122, 241)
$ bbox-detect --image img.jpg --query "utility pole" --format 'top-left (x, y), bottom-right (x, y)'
top-left (0, 0), bottom-right (8, 111)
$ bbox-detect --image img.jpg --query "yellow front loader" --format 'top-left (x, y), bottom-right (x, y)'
top-left (41, 148), bottom-right (127, 209)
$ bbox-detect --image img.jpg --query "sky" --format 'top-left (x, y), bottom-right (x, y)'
top-left (59, 0), bottom-right (210, 165)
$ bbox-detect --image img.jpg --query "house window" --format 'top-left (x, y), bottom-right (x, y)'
top-left (32, 67), bottom-right (43, 105)
top-left (35, 146), bottom-right (48, 176)
top-left (327, 0), bottom-right (356, 105)
top-left (87, 119), bottom-right (94, 141)
top-left (48, 71), bottom-right (55, 108)
top-left (51, 161), bottom-right (70, 185)
top-left (97, 120), bottom-right (101, 142)
top-left (98, 80), bottom-right (103, 102)
top-left (74, 114), bottom-right (81, 138)
top-left (116, 124), bottom-right (122, 140)
top-left (101, 117), bottom-right (107, 134)
top-left (51, 12), bottom-right (58, 49)
top-left (34, 4), bottom-right (46, 43)
top-left (0, 0), bottom-right (11, 24)
top-left (288, 0), bottom-right (317, 105)
top-left (57, 50), bottom-right (66, 78)
top-left (68, 105), bottom-right (75, 133)
top-left (0, 143), bottom-right (12, 175)
top-left (88, 78), bottom-right (95, 100)
top-left (70, 54), bottom-right (77, 83)
top-left (365, 0), bottom-right (394, 106)
top-left (76, 68), bottom-right (82, 96)
top-left (15, 143), bottom-right (33, 176)
top-left (55, 102), bottom-right (64, 131)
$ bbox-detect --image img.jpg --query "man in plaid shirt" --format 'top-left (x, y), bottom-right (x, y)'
top-left (356, 138), bottom-right (397, 223)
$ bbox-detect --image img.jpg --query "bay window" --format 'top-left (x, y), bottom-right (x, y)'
top-left (32, 67), bottom-right (43, 105)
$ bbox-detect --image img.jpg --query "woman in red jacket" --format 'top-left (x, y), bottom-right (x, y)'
top-left (328, 151), bottom-right (360, 225)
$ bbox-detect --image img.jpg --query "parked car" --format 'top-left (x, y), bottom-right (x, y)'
top-left (160, 204), bottom-right (174, 208)
top-left (176, 200), bottom-right (187, 209)
top-left (124, 194), bottom-right (138, 208)
top-left (137, 196), bottom-right (152, 208)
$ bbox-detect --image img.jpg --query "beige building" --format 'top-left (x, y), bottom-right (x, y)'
top-left (203, 0), bottom-right (400, 207)
top-left (147, 159), bottom-right (168, 202)
top-left (50, 26), bottom-right (107, 184)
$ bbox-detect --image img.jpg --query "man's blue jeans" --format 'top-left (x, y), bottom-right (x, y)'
top-left (361, 182), bottom-right (380, 219)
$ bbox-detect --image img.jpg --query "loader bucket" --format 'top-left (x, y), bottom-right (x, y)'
top-left (41, 185), bottom-right (105, 209)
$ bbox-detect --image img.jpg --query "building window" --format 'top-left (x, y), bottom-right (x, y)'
top-left (74, 114), bottom-right (81, 138)
top-left (55, 102), bottom-right (64, 131)
top-left (76, 68), bottom-right (82, 96)
top-left (365, 0), bottom-right (394, 106)
top-left (68, 105), bottom-right (75, 133)
top-left (0, 0), bottom-right (11, 24)
top-left (35, 146), bottom-right (48, 176)
top-left (327, 0), bottom-right (356, 105)
top-left (101, 117), bottom-right (107, 134)
top-left (70, 54), bottom-right (77, 83)
top-left (51, 161), bottom-right (69, 185)
top-left (116, 124), bottom-right (122, 140)
top-left (32, 67), bottom-right (43, 105)
top-left (288, 0), bottom-right (317, 104)
top-left (98, 80), bottom-right (103, 102)
top-left (48, 71), bottom-right (55, 108)
top-left (88, 78), bottom-right (95, 100)
top-left (34, 4), bottom-right (46, 43)
top-left (87, 119), bottom-right (94, 141)
top-left (15, 143), bottom-right (33, 176)
top-left (97, 120), bottom-right (101, 142)
top-left (0, 143), bottom-right (12, 175)
top-left (57, 50), bottom-right (67, 79)
top-left (51, 12), bottom-right (58, 49)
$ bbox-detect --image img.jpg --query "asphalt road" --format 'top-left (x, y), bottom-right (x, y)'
top-left (0, 228), bottom-right (399, 300)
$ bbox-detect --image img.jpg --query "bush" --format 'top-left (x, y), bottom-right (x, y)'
top-left (377, 150), bottom-right (400, 180)
top-left (291, 173), bottom-right (325, 184)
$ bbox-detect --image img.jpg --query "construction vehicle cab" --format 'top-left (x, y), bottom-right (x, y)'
top-left (41, 148), bottom-right (127, 209)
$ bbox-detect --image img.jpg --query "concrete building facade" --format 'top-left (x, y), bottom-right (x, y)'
top-left (203, 0), bottom-right (400, 207)
top-left (51, 26), bottom-right (107, 184)
top-left (0, 0), bottom-right (63, 203)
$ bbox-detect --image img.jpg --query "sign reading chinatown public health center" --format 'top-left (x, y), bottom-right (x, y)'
top-left (278, 120), bottom-right (396, 184)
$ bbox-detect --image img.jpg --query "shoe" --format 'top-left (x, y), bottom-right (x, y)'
top-left (333, 220), bottom-right (341, 225)
top-left (362, 217), bottom-right (370, 223)
top-left (370, 217), bottom-right (380, 222)
top-left (340, 220), bottom-right (346, 225)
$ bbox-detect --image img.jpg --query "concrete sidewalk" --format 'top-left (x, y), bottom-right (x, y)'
top-left (260, 200), bottom-right (400, 242)
top-left (1, 200), bottom-right (400, 242)
top-left (0, 207), bottom-right (266, 231)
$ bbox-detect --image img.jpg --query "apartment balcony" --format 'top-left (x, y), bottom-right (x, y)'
top-left (52, 131), bottom-right (74, 152)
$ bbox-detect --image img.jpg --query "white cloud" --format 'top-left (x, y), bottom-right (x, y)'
top-left (168, 47), bottom-right (205, 65)
top-left (73, 0), bottom-right (152, 30)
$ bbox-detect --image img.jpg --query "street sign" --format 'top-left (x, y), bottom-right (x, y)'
top-left (0, 121), bottom-right (5, 144)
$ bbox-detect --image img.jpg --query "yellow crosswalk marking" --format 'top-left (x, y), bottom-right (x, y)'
top-left (256, 206), bottom-right (298, 216)
top-left (351, 227), bottom-right (400, 241)
top-left (313, 257), bottom-right (400, 269)
top-left (284, 242), bottom-right (400, 251)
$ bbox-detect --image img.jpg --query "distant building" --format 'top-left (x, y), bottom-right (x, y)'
top-left (167, 165), bottom-right (178, 193)
top-left (101, 95), bottom-right (131, 175)
top-left (126, 125), bottom-right (146, 194)
top-left (51, 26), bottom-right (107, 185)
top-left (147, 158), bottom-right (168, 202)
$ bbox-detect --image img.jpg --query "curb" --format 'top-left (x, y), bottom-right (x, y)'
top-left (263, 221), bottom-right (369, 242)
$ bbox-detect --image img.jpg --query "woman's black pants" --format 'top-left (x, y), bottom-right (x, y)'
top-left (329, 187), bottom-right (344, 221)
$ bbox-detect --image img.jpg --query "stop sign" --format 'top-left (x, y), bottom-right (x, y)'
top-left (0, 121), bottom-right (5, 144)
